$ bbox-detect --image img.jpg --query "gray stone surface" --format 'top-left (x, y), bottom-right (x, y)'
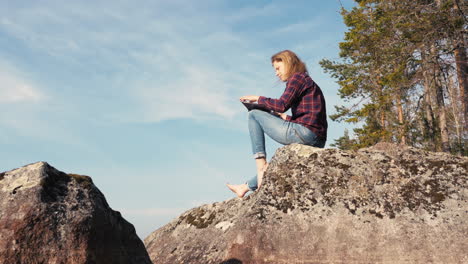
top-left (144, 143), bottom-right (468, 264)
top-left (0, 162), bottom-right (152, 264)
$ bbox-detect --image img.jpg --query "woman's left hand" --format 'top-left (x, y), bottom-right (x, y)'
top-left (240, 95), bottom-right (260, 102)
top-left (277, 112), bottom-right (288, 120)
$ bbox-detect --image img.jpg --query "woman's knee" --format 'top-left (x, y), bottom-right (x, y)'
top-left (248, 109), bottom-right (263, 119)
top-left (248, 109), bottom-right (268, 123)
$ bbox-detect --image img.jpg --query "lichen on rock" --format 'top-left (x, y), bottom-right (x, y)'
top-left (0, 162), bottom-right (152, 264)
top-left (144, 143), bottom-right (468, 264)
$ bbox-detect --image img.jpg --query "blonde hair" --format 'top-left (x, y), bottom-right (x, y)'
top-left (271, 50), bottom-right (308, 80)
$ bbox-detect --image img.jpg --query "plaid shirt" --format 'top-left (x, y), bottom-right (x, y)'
top-left (258, 72), bottom-right (328, 140)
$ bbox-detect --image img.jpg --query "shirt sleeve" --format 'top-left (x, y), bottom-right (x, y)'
top-left (257, 73), bottom-right (305, 113)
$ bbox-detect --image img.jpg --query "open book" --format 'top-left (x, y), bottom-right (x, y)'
top-left (241, 100), bottom-right (280, 117)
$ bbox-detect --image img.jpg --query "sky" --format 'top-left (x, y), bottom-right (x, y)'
top-left (0, 0), bottom-right (357, 238)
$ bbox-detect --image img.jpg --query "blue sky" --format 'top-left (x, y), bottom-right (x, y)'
top-left (0, 0), bottom-right (356, 238)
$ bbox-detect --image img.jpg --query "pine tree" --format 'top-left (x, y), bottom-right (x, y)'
top-left (330, 129), bottom-right (357, 150)
top-left (322, 0), bottom-right (467, 155)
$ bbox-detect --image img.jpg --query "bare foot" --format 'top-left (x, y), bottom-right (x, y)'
top-left (226, 183), bottom-right (249, 198)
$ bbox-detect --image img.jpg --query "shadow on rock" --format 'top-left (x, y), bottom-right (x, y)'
top-left (219, 259), bottom-right (242, 264)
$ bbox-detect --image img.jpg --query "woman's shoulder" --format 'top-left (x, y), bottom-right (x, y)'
top-left (288, 72), bottom-right (308, 84)
top-left (290, 71), bottom-right (308, 79)
top-left (289, 72), bottom-right (314, 85)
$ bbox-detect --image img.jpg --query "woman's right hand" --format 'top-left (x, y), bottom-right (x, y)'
top-left (240, 95), bottom-right (259, 102)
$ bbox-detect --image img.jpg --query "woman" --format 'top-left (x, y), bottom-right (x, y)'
top-left (227, 50), bottom-right (328, 198)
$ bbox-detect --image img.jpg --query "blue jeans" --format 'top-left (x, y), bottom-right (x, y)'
top-left (246, 109), bottom-right (325, 190)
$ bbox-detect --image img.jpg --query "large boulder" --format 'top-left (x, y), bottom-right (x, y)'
top-left (144, 143), bottom-right (468, 264)
top-left (0, 162), bottom-right (152, 264)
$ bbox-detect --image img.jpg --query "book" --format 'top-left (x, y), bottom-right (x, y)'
top-left (241, 100), bottom-right (280, 117)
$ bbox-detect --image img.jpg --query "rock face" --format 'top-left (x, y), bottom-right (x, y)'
top-left (0, 162), bottom-right (152, 264)
top-left (144, 143), bottom-right (468, 264)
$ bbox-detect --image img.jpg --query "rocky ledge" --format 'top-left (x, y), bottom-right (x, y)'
top-left (0, 162), bottom-right (152, 264)
top-left (144, 143), bottom-right (468, 264)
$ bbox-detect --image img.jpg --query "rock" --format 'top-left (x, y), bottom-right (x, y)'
top-left (144, 143), bottom-right (468, 264)
top-left (0, 162), bottom-right (152, 264)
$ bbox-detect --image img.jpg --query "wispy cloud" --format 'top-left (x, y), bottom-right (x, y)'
top-left (0, 1), bottom-right (271, 123)
top-left (225, 2), bottom-right (280, 23)
top-left (0, 1), bottom-right (338, 125)
top-left (132, 64), bottom-right (240, 122)
top-left (0, 62), bottom-right (46, 103)
top-left (274, 16), bottom-right (325, 35)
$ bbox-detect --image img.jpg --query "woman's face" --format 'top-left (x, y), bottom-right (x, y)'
top-left (273, 61), bottom-right (288, 82)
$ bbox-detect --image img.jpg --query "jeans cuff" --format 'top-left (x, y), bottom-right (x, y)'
top-left (246, 176), bottom-right (258, 191)
top-left (253, 152), bottom-right (266, 159)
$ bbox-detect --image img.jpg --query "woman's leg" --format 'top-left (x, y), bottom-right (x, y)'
top-left (228, 110), bottom-right (323, 197)
top-left (226, 174), bottom-right (258, 198)
top-left (248, 110), bottom-right (300, 189)
top-left (249, 110), bottom-right (287, 159)
top-left (255, 157), bottom-right (268, 187)
top-left (288, 122), bottom-right (326, 148)
top-left (248, 109), bottom-right (306, 155)
top-left (227, 111), bottom-right (284, 198)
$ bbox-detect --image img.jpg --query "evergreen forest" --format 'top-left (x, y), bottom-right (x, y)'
top-left (321, 0), bottom-right (467, 155)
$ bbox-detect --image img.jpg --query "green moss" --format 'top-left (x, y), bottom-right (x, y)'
top-left (183, 208), bottom-right (216, 229)
top-left (68, 173), bottom-right (93, 188)
top-left (400, 178), bottom-right (447, 213)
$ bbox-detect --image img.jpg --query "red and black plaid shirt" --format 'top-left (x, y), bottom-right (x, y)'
top-left (258, 72), bottom-right (328, 140)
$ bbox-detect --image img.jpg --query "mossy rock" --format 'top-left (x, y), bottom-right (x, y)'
top-left (183, 208), bottom-right (217, 229)
top-left (68, 174), bottom-right (93, 188)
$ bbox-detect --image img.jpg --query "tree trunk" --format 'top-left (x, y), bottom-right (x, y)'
top-left (421, 51), bottom-right (438, 151)
top-left (434, 66), bottom-right (451, 152)
top-left (453, 39), bottom-right (467, 136)
top-left (447, 75), bottom-right (463, 155)
top-left (430, 0), bottom-right (449, 152)
top-left (380, 111), bottom-right (387, 142)
top-left (453, 0), bottom-right (468, 135)
top-left (396, 93), bottom-right (406, 144)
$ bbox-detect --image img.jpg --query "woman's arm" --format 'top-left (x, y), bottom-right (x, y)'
top-left (258, 73), bottom-right (305, 113)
